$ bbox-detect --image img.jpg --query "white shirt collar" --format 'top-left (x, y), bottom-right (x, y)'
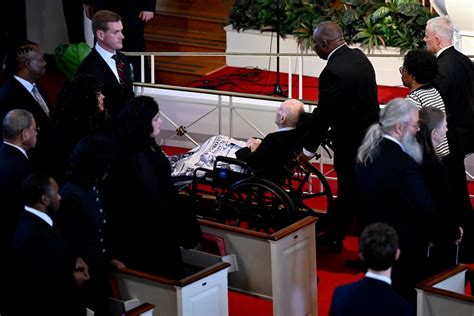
top-left (24, 206), bottom-right (53, 227)
top-left (277, 126), bottom-right (296, 132)
top-left (95, 42), bottom-right (115, 60)
top-left (366, 271), bottom-right (392, 285)
top-left (327, 43), bottom-right (346, 60)
top-left (13, 75), bottom-right (34, 93)
top-left (3, 141), bottom-right (28, 159)
top-left (383, 134), bottom-right (405, 152)
top-left (436, 45), bottom-right (453, 58)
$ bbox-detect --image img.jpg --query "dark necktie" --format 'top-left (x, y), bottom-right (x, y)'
top-left (112, 54), bottom-right (126, 86)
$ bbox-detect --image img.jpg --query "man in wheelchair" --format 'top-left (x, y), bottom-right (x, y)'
top-left (235, 99), bottom-right (305, 183)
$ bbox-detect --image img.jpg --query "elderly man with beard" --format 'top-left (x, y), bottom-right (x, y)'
top-left (355, 98), bottom-right (439, 303)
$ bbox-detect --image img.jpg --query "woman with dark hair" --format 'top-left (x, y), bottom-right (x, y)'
top-left (104, 96), bottom-right (201, 279)
top-left (400, 49), bottom-right (450, 158)
top-left (50, 74), bottom-right (109, 184)
top-left (56, 134), bottom-right (124, 315)
top-left (417, 107), bottom-right (462, 276)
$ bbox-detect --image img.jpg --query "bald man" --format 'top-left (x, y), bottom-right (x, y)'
top-left (299, 21), bottom-right (379, 252)
top-left (236, 99), bottom-right (306, 183)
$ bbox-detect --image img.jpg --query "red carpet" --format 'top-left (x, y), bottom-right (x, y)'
top-left (187, 66), bottom-right (409, 104)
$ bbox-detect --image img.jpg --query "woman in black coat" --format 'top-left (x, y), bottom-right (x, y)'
top-left (104, 96), bottom-right (201, 279)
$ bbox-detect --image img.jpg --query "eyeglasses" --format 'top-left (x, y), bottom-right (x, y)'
top-left (399, 67), bottom-right (406, 74)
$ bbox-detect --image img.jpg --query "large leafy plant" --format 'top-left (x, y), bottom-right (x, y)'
top-left (228, 0), bottom-right (434, 53)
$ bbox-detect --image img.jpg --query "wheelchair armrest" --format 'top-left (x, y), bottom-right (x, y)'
top-left (214, 156), bottom-right (249, 170)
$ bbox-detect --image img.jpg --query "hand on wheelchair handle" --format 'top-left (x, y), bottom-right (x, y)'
top-left (297, 152), bottom-right (313, 167)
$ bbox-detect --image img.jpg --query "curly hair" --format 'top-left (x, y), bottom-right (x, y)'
top-left (403, 49), bottom-right (438, 84)
top-left (52, 74), bottom-right (107, 135)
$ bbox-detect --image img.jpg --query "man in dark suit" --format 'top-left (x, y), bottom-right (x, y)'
top-left (84, 0), bottom-right (156, 81)
top-left (424, 16), bottom-right (474, 215)
top-left (0, 110), bottom-right (36, 253)
top-left (356, 98), bottom-right (438, 302)
top-left (236, 99), bottom-right (305, 182)
top-left (329, 222), bottom-right (414, 316)
top-left (76, 10), bottom-right (135, 120)
top-left (0, 42), bottom-right (51, 171)
top-left (298, 21), bottom-right (380, 252)
top-left (7, 174), bottom-right (89, 316)
top-left (0, 109), bottom-right (37, 314)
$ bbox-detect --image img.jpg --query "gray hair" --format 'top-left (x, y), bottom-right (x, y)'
top-left (2, 109), bottom-right (34, 140)
top-left (357, 98), bottom-right (418, 165)
top-left (281, 99), bottom-right (304, 127)
top-left (427, 17), bottom-right (454, 44)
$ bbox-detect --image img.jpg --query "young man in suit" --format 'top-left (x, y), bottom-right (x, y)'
top-left (84, 0), bottom-right (156, 81)
top-left (329, 222), bottom-right (414, 316)
top-left (424, 16), bottom-right (474, 218)
top-left (356, 98), bottom-right (438, 302)
top-left (8, 174), bottom-right (89, 316)
top-left (76, 10), bottom-right (135, 120)
top-left (298, 21), bottom-right (380, 252)
top-left (236, 98), bottom-right (305, 182)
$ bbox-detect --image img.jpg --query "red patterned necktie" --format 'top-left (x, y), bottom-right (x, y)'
top-left (112, 54), bottom-right (126, 86)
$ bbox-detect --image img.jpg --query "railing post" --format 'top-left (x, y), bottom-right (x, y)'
top-left (229, 97), bottom-right (233, 138)
top-left (288, 57), bottom-right (292, 98)
top-left (151, 55), bottom-right (155, 84)
top-left (299, 56), bottom-right (303, 100)
top-left (218, 95), bottom-right (222, 135)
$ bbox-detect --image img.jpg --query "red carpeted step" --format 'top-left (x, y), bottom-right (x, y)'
top-left (187, 66), bottom-right (409, 104)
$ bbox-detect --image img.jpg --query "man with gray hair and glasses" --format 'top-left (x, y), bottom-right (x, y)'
top-left (355, 98), bottom-right (438, 303)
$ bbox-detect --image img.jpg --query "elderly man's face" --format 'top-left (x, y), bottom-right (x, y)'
top-left (423, 25), bottom-right (439, 54)
top-left (401, 110), bottom-right (423, 163)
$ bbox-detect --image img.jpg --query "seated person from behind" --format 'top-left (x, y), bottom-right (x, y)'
top-left (329, 222), bottom-right (415, 316)
top-left (235, 98), bottom-right (305, 182)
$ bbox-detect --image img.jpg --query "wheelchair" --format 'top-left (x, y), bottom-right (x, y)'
top-left (176, 150), bottom-right (334, 233)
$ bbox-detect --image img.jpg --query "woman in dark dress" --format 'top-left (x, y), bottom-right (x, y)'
top-left (417, 107), bottom-right (463, 275)
top-left (56, 134), bottom-right (124, 315)
top-left (104, 96), bottom-right (201, 279)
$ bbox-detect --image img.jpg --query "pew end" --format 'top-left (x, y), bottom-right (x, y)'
top-left (113, 250), bottom-right (231, 316)
top-left (416, 264), bottom-right (474, 315)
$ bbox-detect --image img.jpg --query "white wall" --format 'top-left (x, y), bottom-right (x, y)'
top-left (26, 0), bottom-right (68, 54)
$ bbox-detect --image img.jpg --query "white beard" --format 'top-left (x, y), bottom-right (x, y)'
top-left (402, 131), bottom-right (423, 164)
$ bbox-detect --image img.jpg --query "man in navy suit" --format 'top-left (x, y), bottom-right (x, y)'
top-left (356, 98), bottom-right (438, 302)
top-left (329, 222), bottom-right (414, 316)
top-left (298, 21), bottom-right (380, 252)
top-left (76, 10), bottom-right (135, 120)
top-left (236, 99), bottom-right (305, 182)
top-left (424, 16), bottom-right (474, 218)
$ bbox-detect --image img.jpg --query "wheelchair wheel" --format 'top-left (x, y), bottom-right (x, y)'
top-left (217, 178), bottom-right (296, 232)
top-left (284, 162), bottom-right (334, 217)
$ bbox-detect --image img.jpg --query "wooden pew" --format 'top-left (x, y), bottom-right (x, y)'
top-left (198, 216), bottom-right (318, 316)
top-left (113, 250), bottom-right (230, 316)
top-left (416, 264), bottom-right (474, 315)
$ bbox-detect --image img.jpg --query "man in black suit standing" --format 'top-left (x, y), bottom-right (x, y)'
top-left (298, 21), bottom-right (379, 252)
top-left (329, 222), bottom-right (414, 316)
top-left (0, 110), bottom-right (37, 255)
top-left (424, 17), bottom-right (474, 215)
top-left (84, 0), bottom-right (155, 81)
top-left (236, 99), bottom-right (305, 182)
top-left (356, 98), bottom-right (438, 302)
top-left (76, 10), bottom-right (135, 120)
top-left (0, 42), bottom-right (51, 171)
top-left (8, 174), bottom-right (89, 316)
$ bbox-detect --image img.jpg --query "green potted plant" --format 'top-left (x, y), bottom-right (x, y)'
top-left (228, 0), bottom-right (434, 53)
